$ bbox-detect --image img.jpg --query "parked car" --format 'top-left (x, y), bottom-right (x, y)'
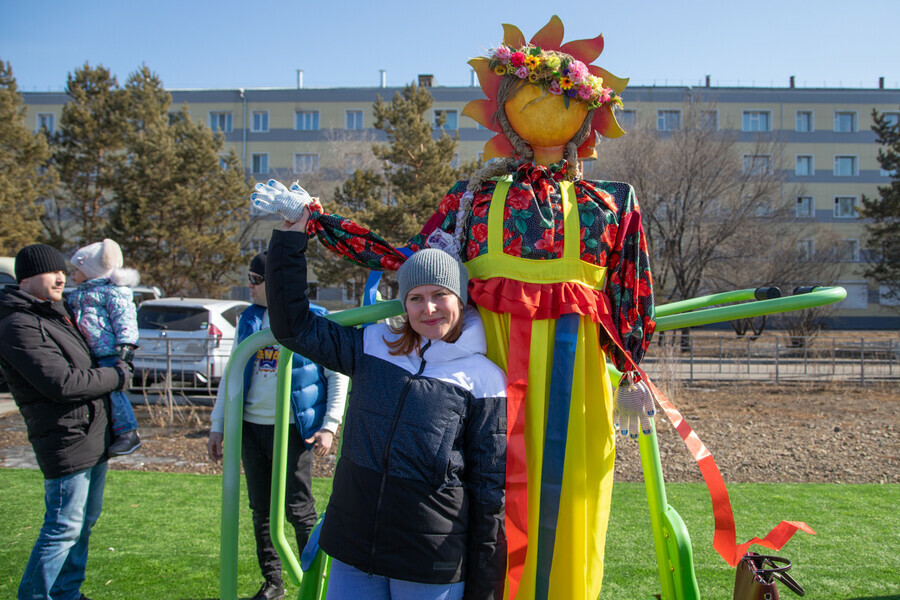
top-left (0, 257), bottom-right (15, 289)
top-left (131, 298), bottom-right (249, 391)
top-left (63, 284), bottom-right (164, 304)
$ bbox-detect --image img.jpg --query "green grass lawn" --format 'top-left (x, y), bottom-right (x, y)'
top-left (0, 469), bottom-right (896, 599)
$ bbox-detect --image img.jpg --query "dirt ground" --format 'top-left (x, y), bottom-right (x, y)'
top-left (0, 381), bottom-right (897, 484)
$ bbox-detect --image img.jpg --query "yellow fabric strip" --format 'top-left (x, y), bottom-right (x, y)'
top-left (478, 307), bottom-right (615, 600)
top-left (464, 178), bottom-right (608, 289)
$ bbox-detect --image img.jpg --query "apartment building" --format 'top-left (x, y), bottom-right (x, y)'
top-left (23, 78), bottom-right (900, 327)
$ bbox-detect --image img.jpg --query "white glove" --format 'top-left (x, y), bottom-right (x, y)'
top-left (250, 179), bottom-right (313, 223)
top-left (613, 372), bottom-right (657, 440)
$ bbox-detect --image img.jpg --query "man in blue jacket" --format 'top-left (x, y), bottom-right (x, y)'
top-left (0, 243), bottom-right (132, 600)
top-left (207, 252), bottom-right (348, 600)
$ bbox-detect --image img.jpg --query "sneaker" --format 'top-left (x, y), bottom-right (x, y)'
top-left (250, 580), bottom-right (285, 600)
top-left (109, 430), bottom-right (142, 457)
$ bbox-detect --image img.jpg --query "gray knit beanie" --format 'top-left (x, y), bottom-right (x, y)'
top-left (397, 248), bottom-right (468, 305)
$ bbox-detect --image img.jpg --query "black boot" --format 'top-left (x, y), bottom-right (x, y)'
top-left (250, 580), bottom-right (285, 600)
top-left (109, 430), bottom-right (142, 456)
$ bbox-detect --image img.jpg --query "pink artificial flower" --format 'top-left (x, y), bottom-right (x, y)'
top-left (516, 66), bottom-right (528, 79)
top-left (600, 89), bottom-right (612, 103)
top-left (578, 84), bottom-right (593, 100)
top-left (568, 60), bottom-right (588, 82)
top-left (494, 46), bottom-right (512, 62)
top-left (511, 52), bottom-right (526, 67)
top-left (549, 81), bottom-right (563, 95)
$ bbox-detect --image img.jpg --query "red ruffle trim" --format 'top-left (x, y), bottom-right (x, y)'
top-left (469, 277), bottom-right (613, 322)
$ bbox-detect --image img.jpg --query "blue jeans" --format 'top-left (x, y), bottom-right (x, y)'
top-left (19, 461), bottom-right (108, 600)
top-left (98, 356), bottom-right (138, 435)
top-left (326, 558), bottom-right (464, 600)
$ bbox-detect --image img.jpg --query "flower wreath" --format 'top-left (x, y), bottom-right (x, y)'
top-left (463, 15), bottom-right (629, 160)
top-left (489, 44), bottom-right (623, 112)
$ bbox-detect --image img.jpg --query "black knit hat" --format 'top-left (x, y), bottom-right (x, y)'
top-left (249, 252), bottom-right (266, 275)
top-left (15, 244), bottom-right (68, 283)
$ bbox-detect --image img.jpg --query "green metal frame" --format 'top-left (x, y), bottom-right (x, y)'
top-left (218, 286), bottom-right (846, 600)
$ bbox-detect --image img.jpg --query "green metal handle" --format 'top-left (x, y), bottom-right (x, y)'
top-left (654, 286), bottom-right (845, 332)
top-left (219, 302), bottom-right (404, 600)
top-left (271, 347), bottom-right (303, 585)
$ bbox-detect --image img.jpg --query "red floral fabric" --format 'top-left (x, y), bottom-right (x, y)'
top-left (308, 161), bottom-right (655, 370)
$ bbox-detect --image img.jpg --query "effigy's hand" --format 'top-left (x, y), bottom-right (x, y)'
top-left (613, 372), bottom-right (656, 440)
top-left (251, 179), bottom-right (313, 223)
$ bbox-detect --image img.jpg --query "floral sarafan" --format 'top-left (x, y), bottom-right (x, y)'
top-left (464, 15), bottom-right (629, 160)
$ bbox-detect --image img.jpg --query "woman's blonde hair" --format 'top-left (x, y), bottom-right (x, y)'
top-left (384, 299), bottom-right (465, 356)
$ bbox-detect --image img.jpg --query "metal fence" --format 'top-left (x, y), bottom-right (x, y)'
top-left (642, 333), bottom-right (900, 384)
top-left (129, 333), bottom-right (900, 395)
top-left (130, 336), bottom-right (235, 396)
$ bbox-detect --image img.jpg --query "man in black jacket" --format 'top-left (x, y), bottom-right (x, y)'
top-left (0, 244), bottom-right (132, 600)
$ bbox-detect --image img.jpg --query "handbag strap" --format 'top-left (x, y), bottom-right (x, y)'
top-left (742, 552), bottom-right (806, 597)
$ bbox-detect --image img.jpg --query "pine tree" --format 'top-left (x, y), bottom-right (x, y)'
top-left (860, 108), bottom-right (900, 305)
top-left (0, 60), bottom-right (55, 254)
top-left (108, 66), bottom-right (250, 297)
top-left (314, 84), bottom-right (477, 297)
top-left (51, 64), bottom-right (127, 247)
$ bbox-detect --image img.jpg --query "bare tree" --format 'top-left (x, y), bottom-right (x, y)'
top-left (589, 99), bottom-right (790, 304)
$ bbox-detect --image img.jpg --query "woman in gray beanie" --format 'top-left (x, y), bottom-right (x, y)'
top-left (265, 215), bottom-right (508, 600)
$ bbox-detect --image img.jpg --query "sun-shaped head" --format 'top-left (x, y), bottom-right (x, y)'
top-left (463, 15), bottom-right (628, 163)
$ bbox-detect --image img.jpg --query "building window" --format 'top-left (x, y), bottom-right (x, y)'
top-left (249, 238), bottom-right (268, 253)
top-left (345, 110), bottom-right (364, 130)
top-left (754, 199), bottom-right (774, 217)
top-left (699, 110), bottom-right (718, 130)
top-left (295, 111), bottom-right (319, 131)
top-left (833, 196), bottom-right (857, 218)
top-left (344, 153), bottom-right (363, 175)
top-left (835, 239), bottom-right (859, 262)
top-left (795, 111), bottom-right (813, 132)
top-left (834, 111), bottom-right (857, 133)
top-left (797, 239), bottom-right (814, 261)
top-left (795, 155), bottom-right (814, 176)
top-left (251, 111), bottom-right (269, 132)
top-left (37, 113), bottom-right (55, 133)
top-left (619, 109), bottom-right (637, 129)
top-left (883, 112), bottom-right (899, 127)
top-left (251, 153), bottom-right (269, 175)
top-left (742, 110), bottom-right (771, 132)
top-left (833, 155), bottom-right (858, 176)
top-left (209, 112), bottom-right (233, 132)
top-left (434, 109), bottom-right (458, 130)
top-left (294, 153), bottom-right (319, 173)
top-left (657, 110), bottom-right (681, 131)
top-left (796, 196), bottom-right (814, 218)
top-left (742, 154), bottom-right (772, 175)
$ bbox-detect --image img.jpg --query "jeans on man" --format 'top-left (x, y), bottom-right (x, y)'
top-left (19, 461), bottom-right (108, 600)
top-left (98, 355), bottom-right (138, 435)
top-left (241, 420), bottom-right (316, 584)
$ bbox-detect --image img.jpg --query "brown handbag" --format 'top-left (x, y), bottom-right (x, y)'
top-left (733, 552), bottom-right (805, 600)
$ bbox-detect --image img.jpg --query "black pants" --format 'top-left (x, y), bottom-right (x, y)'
top-left (241, 420), bottom-right (316, 585)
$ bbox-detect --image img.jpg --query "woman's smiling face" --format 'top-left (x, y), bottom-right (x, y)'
top-left (404, 284), bottom-right (462, 341)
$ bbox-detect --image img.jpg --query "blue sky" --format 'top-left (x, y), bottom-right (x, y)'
top-left (1, 0), bottom-right (897, 92)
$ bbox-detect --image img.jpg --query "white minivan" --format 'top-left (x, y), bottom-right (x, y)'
top-left (132, 298), bottom-right (249, 392)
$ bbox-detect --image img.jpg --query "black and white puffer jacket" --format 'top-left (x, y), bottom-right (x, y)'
top-left (267, 230), bottom-right (507, 600)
